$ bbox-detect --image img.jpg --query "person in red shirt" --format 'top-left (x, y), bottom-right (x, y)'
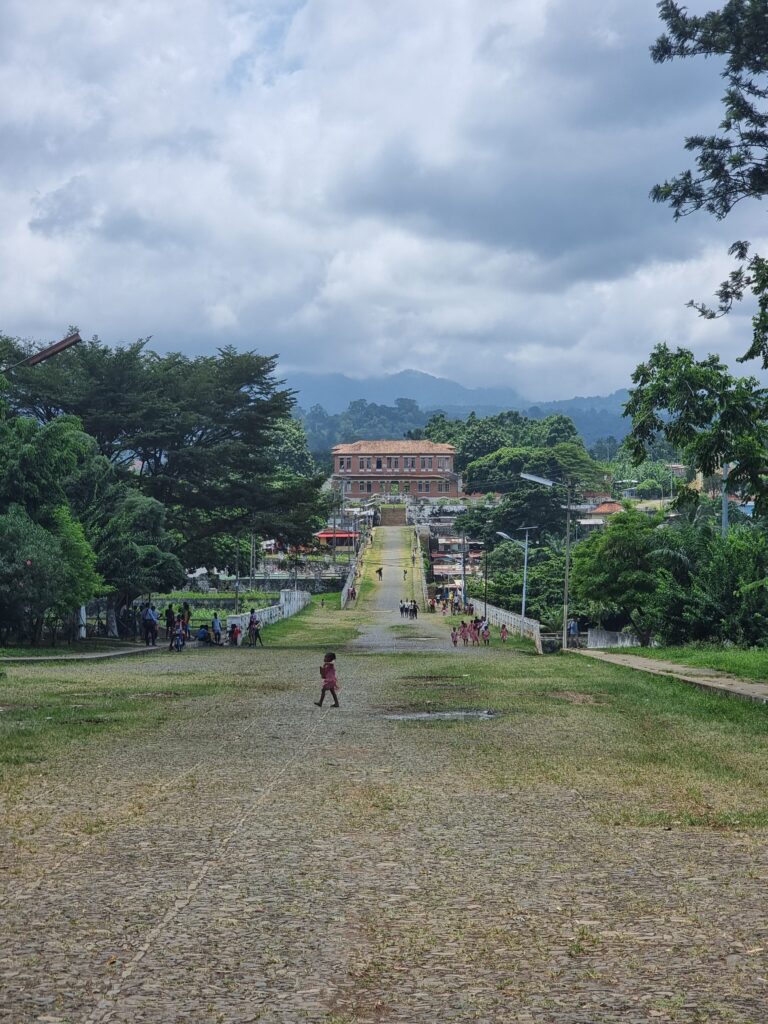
top-left (315, 652), bottom-right (340, 708)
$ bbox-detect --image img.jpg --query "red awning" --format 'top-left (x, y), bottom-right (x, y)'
top-left (314, 530), bottom-right (360, 539)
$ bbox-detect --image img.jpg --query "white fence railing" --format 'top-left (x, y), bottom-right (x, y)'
top-left (340, 560), bottom-right (358, 609)
top-left (479, 600), bottom-right (543, 654)
top-left (226, 589), bottom-right (311, 641)
top-left (415, 531), bottom-right (429, 607)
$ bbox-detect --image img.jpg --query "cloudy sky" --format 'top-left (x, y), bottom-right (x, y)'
top-left (1, 0), bottom-right (762, 399)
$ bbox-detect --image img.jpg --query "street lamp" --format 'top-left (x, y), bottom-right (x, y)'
top-left (3, 331), bottom-right (82, 371)
top-left (520, 472), bottom-right (573, 651)
top-left (496, 527), bottom-right (537, 634)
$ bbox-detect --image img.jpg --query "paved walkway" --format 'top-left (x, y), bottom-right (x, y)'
top-left (350, 526), bottom-right (448, 653)
top-left (576, 649), bottom-right (768, 705)
top-left (2, 528), bottom-right (767, 1023)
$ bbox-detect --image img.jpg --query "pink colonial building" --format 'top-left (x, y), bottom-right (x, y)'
top-left (332, 440), bottom-right (460, 498)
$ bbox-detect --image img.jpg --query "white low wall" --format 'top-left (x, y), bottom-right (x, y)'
top-left (479, 600), bottom-right (543, 655)
top-left (415, 532), bottom-right (429, 607)
top-left (340, 561), bottom-right (358, 608)
top-left (587, 628), bottom-right (640, 649)
top-left (226, 589), bottom-right (311, 639)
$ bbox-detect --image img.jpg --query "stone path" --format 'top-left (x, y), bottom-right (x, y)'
top-left (350, 526), bottom-right (448, 653)
top-left (1, 527), bottom-right (767, 1023)
top-left (576, 649), bottom-right (768, 705)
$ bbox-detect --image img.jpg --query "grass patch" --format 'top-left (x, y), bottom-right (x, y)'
top-left (0, 640), bottom-right (142, 658)
top-left (381, 648), bottom-right (768, 831)
top-left (624, 645), bottom-right (768, 682)
top-left (260, 594), bottom-right (359, 648)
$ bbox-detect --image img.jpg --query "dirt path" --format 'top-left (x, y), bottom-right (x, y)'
top-left (1, 528), bottom-right (767, 1023)
top-left (577, 649), bottom-right (768, 705)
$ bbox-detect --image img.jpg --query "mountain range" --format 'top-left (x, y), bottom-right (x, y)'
top-left (284, 369), bottom-right (631, 445)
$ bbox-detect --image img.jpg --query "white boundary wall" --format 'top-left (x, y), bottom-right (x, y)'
top-left (340, 561), bottom-right (358, 609)
top-left (226, 589), bottom-right (311, 639)
top-left (415, 531), bottom-right (429, 607)
top-left (479, 600), bottom-right (543, 655)
top-left (587, 628), bottom-right (640, 649)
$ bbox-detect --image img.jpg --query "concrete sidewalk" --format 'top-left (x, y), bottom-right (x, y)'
top-left (575, 648), bottom-right (768, 705)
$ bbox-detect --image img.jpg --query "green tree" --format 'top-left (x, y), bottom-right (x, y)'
top-left (463, 441), bottom-right (604, 494)
top-left (3, 338), bottom-right (326, 561)
top-left (651, 1), bottom-right (768, 363)
top-left (571, 509), bottom-right (663, 644)
top-left (0, 505), bottom-right (101, 644)
top-left (624, 342), bottom-right (768, 513)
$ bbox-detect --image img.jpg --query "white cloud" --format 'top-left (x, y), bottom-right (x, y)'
top-left (0, 0), bottom-right (762, 399)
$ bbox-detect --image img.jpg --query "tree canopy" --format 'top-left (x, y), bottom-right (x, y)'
top-left (624, 342), bottom-right (768, 512)
top-left (1, 336), bottom-right (326, 565)
top-left (651, 0), bottom-right (768, 362)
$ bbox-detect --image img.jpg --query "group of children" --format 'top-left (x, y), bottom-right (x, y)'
top-left (169, 609), bottom-right (264, 652)
top-left (399, 599), bottom-right (419, 619)
top-left (450, 619), bottom-right (509, 648)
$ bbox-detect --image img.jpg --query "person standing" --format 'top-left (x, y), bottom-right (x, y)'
top-left (182, 602), bottom-right (192, 640)
top-left (165, 605), bottom-right (175, 640)
top-left (315, 652), bottom-right (340, 708)
top-left (249, 610), bottom-right (264, 647)
top-left (142, 604), bottom-right (158, 646)
top-left (212, 612), bottom-right (223, 645)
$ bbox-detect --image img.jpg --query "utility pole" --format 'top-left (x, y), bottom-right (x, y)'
top-left (461, 530), bottom-right (467, 613)
top-left (249, 531), bottom-right (257, 592)
top-left (332, 490), bottom-right (338, 565)
top-left (562, 482), bottom-right (572, 652)
top-left (721, 463), bottom-right (730, 537)
top-left (483, 544), bottom-right (488, 619)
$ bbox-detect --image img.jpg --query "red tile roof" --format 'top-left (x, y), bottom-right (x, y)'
top-left (332, 440), bottom-right (456, 454)
top-left (590, 501), bottom-right (623, 515)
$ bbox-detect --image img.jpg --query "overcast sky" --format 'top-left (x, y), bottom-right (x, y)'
top-left (1, 0), bottom-right (763, 400)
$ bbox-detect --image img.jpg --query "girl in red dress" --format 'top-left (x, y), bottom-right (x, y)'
top-left (315, 652), bottom-right (340, 707)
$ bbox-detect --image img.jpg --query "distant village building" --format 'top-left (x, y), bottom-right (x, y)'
top-left (332, 440), bottom-right (460, 497)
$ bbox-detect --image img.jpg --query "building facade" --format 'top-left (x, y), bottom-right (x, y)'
top-left (332, 440), bottom-right (460, 498)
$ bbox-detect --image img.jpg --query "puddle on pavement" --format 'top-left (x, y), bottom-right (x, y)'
top-left (379, 709), bottom-right (499, 722)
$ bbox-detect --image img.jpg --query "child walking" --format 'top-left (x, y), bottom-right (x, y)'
top-left (315, 652), bottom-right (340, 708)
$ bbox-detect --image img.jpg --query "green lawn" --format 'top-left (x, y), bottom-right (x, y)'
top-left (4, 566), bottom-right (768, 834)
top-left (384, 648), bottom-right (768, 830)
top-left (0, 640), bottom-right (141, 658)
top-left (623, 645), bottom-right (768, 683)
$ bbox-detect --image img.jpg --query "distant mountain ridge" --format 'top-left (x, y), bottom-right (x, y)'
top-left (285, 369), bottom-right (527, 414)
top-left (285, 368), bottom-right (630, 446)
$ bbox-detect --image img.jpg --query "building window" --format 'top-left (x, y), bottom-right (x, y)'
top-left (403, 482), bottom-right (410, 493)
top-left (420, 456), bottom-right (433, 471)
top-left (376, 457), bottom-right (382, 470)
top-left (425, 480), bottom-right (431, 493)
top-left (403, 456), bottom-right (416, 471)
top-left (358, 481), bottom-right (365, 492)
top-left (393, 457), bottom-right (399, 469)
top-left (346, 457), bottom-right (352, 469)
top-left (437, 457), bottom-right (449, 471)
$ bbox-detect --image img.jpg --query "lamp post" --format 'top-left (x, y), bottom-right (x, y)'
top-left (520, 472), bottom-right (573, 650)
top-left (496, 526), bottom-right (537, 634)
top-left (3, 331), bottom-right (83, 371)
